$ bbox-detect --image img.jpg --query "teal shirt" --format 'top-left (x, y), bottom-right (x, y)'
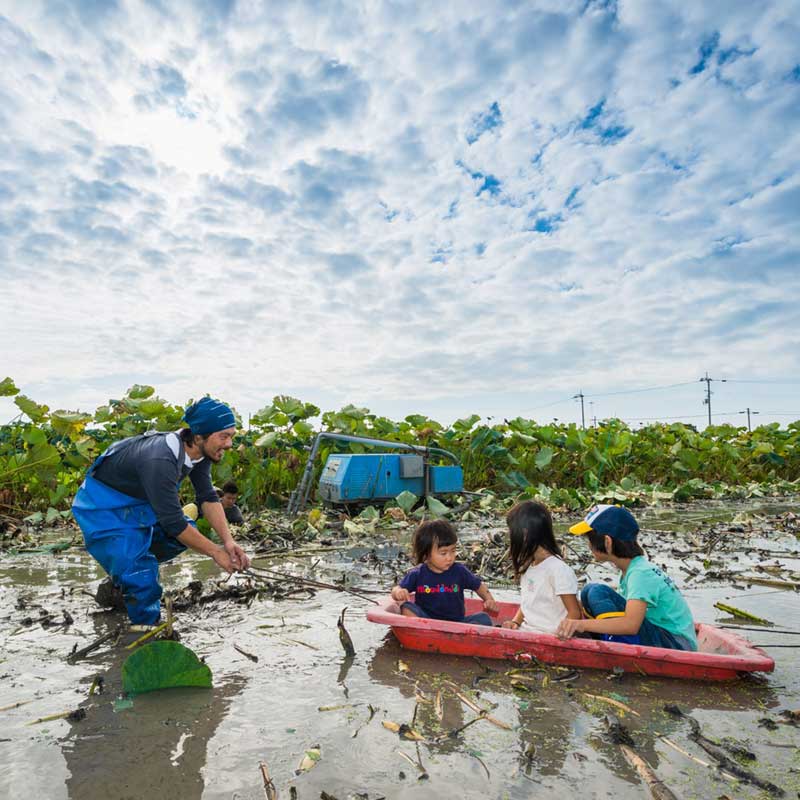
top-left (620, 557), bottom-right (698, 650)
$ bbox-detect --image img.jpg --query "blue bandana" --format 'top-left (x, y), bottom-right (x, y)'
top-left (183, 397), bottom-right (236, 436)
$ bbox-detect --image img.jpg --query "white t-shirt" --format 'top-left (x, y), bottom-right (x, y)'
top-left (519, 555), bottom-right (579, 635)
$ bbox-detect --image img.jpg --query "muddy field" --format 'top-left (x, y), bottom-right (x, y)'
top-left (1, 500), bottom-right (799, 800)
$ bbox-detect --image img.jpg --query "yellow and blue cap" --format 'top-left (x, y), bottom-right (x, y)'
top-left (568, 504), bottom-right (639, 541)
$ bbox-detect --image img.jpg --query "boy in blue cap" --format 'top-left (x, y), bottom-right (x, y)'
top-left (556, 505), bottom-right (697, 651)
top-left (72, 397), bottom-right (251, 628)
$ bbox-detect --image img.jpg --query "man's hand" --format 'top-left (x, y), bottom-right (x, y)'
top-left (557, 617), bottom-right (586, 640)
top-left (212, 546), bottom-right (236, 573)
top-left (391, 586), bottom-right (410, 603)
top-left (224, 540), bottom-right (250, 570)
top-left (483, 595), bottom-right (499, 614)
top-left (501, 620), bottom-right (520, 629)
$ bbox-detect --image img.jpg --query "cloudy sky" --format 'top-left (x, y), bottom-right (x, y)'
top-left (1, 0), bottom-right (799, 429)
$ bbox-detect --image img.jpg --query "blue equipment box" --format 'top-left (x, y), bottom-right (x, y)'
top-left (318, 453), bottom-right (463, 504)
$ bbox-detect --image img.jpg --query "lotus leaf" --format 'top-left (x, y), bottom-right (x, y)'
top-left (0, 376), bottom-right (19, 396)
top-left (15, 395), bottom-right (49, 423)
top-left (426, 496), bottom-right (449, 516)
top-left (126, 384), bottom-right (155, 399)
top-left (50, 410), bottom-right (93, 437)
top-left (395, 490), bottom-right (418, 513)
top-left (122, 641), bottom-right (212, 695)
top-left (535, 446), bottom-right (554, 469)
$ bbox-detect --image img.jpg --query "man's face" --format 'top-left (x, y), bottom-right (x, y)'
top-left (220, 492), bottom-right (237, 508)
top-left (199, 428), bottom-right (236, 462)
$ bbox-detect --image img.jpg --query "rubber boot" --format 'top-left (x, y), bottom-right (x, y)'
top-left (95, 577), bottom-right (126, 611)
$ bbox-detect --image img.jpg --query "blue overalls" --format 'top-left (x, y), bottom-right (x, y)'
top-left (72, 441), bottom-right (192, 625)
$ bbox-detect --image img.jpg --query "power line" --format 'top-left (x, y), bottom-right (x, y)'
top-left (724, 379), bottom-right (800, 385)
top-left (519, 375), bottom-right (800, 420)
top-left (621, 411), bottom-right (743, 421)
top-left (584, 380), bottom-right (697, 399)
top-left (520, 395), bottom-right (576, 414)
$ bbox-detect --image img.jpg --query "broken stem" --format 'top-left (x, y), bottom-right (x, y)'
top-left (620, 744), bottom-right (678, 800)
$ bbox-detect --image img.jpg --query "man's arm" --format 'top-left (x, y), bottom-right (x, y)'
top-left (177, 523), bottom-right (235, 571)
top-left (201, 500), bottom-right (250, 570)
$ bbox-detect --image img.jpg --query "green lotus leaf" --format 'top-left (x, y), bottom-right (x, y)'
top-left (426, 496), bottom-right (450, 517)
top-left (395, 490), bottom-right (418, 513)
top-left (15, 395), bottom-right (49, 423)
top-left (127, 384), bottom-right (155, 399)
top-left (292, 420), bottom-right (313, 437)
top-left (535, 446), bottom-right (554, 469)
top-left (255, 431), bottom-right (278, 447)
top-left (122, 641), bottom-right (212, 695)
top-left (50, 410), bottom-right (93, 437)
top-left (0, 376), bottom-right (19, 396)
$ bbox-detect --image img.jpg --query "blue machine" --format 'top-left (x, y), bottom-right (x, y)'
top-left (318, 453), bottom-right (463, 504)
top-left (287, 433), bottom-right (463, 513)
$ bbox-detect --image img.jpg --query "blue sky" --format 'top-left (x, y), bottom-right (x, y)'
top-left (1, 0), bottom-right (799, 429)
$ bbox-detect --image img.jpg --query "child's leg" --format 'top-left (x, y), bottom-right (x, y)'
top-left (462, 611), bottom-right (493, 626)
top-left (580, 583), bottom-right (640, 645)
top-left (400, 601), bottom-right (431, 618)
top-left (636, 621), bottom-right (695, 650)
top-left (580, 582), bottom-right (626, 617)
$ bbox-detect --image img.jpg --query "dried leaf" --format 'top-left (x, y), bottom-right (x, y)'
top-left (582, 693), bottom-right (641, 717)
top-left (296, 747), bottom-right (321, 773)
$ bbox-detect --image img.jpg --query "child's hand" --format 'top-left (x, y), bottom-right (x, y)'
top-left (391, 586), bottom-right (410, 603)
top-left (483, 595), bottom-right (499, 614)
top-left (501, 620), bottom-right (520, 629)
top-left (556, 617), bottom-right (585, 640)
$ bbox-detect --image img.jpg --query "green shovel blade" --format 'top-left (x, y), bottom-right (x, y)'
top-left (122, 641), bottom-right (212, 695)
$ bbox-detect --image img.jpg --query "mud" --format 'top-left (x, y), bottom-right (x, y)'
top-left (1, 499), bottom-right (799, 799)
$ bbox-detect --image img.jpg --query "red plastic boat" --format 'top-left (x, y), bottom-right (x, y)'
top-left (367, 597), bottom-right (775, 681)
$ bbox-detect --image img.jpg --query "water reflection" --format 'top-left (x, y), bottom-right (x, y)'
top-left (367, 628), bottom-right (781, 793)
top-left (63, 648), bottom-right (245, 800)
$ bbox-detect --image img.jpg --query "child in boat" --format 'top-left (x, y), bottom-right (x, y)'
top-left (391, 519), bottom-right (498, 626)
top-left (556, 505), bottom-right (698, 651)
top-left (500, 500), bottom-right (582, 634)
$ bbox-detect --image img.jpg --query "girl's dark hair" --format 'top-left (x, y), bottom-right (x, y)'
top-left (179, 427), bottom-right (197, 445)
top-left (412, 519), bottom-right (458, 564)
top-left (506, 500), bottom-right (560, 577)
top-left (586, 530), bottom-right (644, 559)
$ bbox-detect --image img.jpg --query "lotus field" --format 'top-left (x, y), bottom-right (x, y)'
top-left (1, 376), bottom-right (798, 521)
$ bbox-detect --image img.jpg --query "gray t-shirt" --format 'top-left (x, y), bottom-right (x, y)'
top-left (92, 431), bottom-right (219, 537)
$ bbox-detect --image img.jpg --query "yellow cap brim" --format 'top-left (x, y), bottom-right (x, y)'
top-left (568, 520), bottom-right (593, 535)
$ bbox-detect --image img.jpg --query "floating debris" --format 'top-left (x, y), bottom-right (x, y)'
top-left (296, 746), bottom-right (321, 773)
top-left (258, 760), bottom-right (277, 800)
top-left (714, 602), bottom-right (773, 625)
top-left (233, 643), bottom-right (259, 662)
top-left (337, 607), bottom-right (356, 657)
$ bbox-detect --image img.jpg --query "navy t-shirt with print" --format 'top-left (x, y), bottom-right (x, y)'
top-left (400, 563), bottom-right (482, 621)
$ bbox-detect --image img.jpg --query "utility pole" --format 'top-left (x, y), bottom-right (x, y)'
top-left (699, 373), bottom-right (726, 427)
top-left (573, 390), bottom-right (585, 429)
top-left (739, 407), bottom-right (759, 431)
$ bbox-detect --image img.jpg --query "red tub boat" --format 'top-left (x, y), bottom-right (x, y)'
top-left (367, 597), bottom-right (775, 681)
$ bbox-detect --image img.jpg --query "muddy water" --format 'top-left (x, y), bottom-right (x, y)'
top-left (1, 501), bottom-right (799, 799)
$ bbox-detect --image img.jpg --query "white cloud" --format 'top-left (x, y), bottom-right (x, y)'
top-left (0, 0), bottom-right (798, 429)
